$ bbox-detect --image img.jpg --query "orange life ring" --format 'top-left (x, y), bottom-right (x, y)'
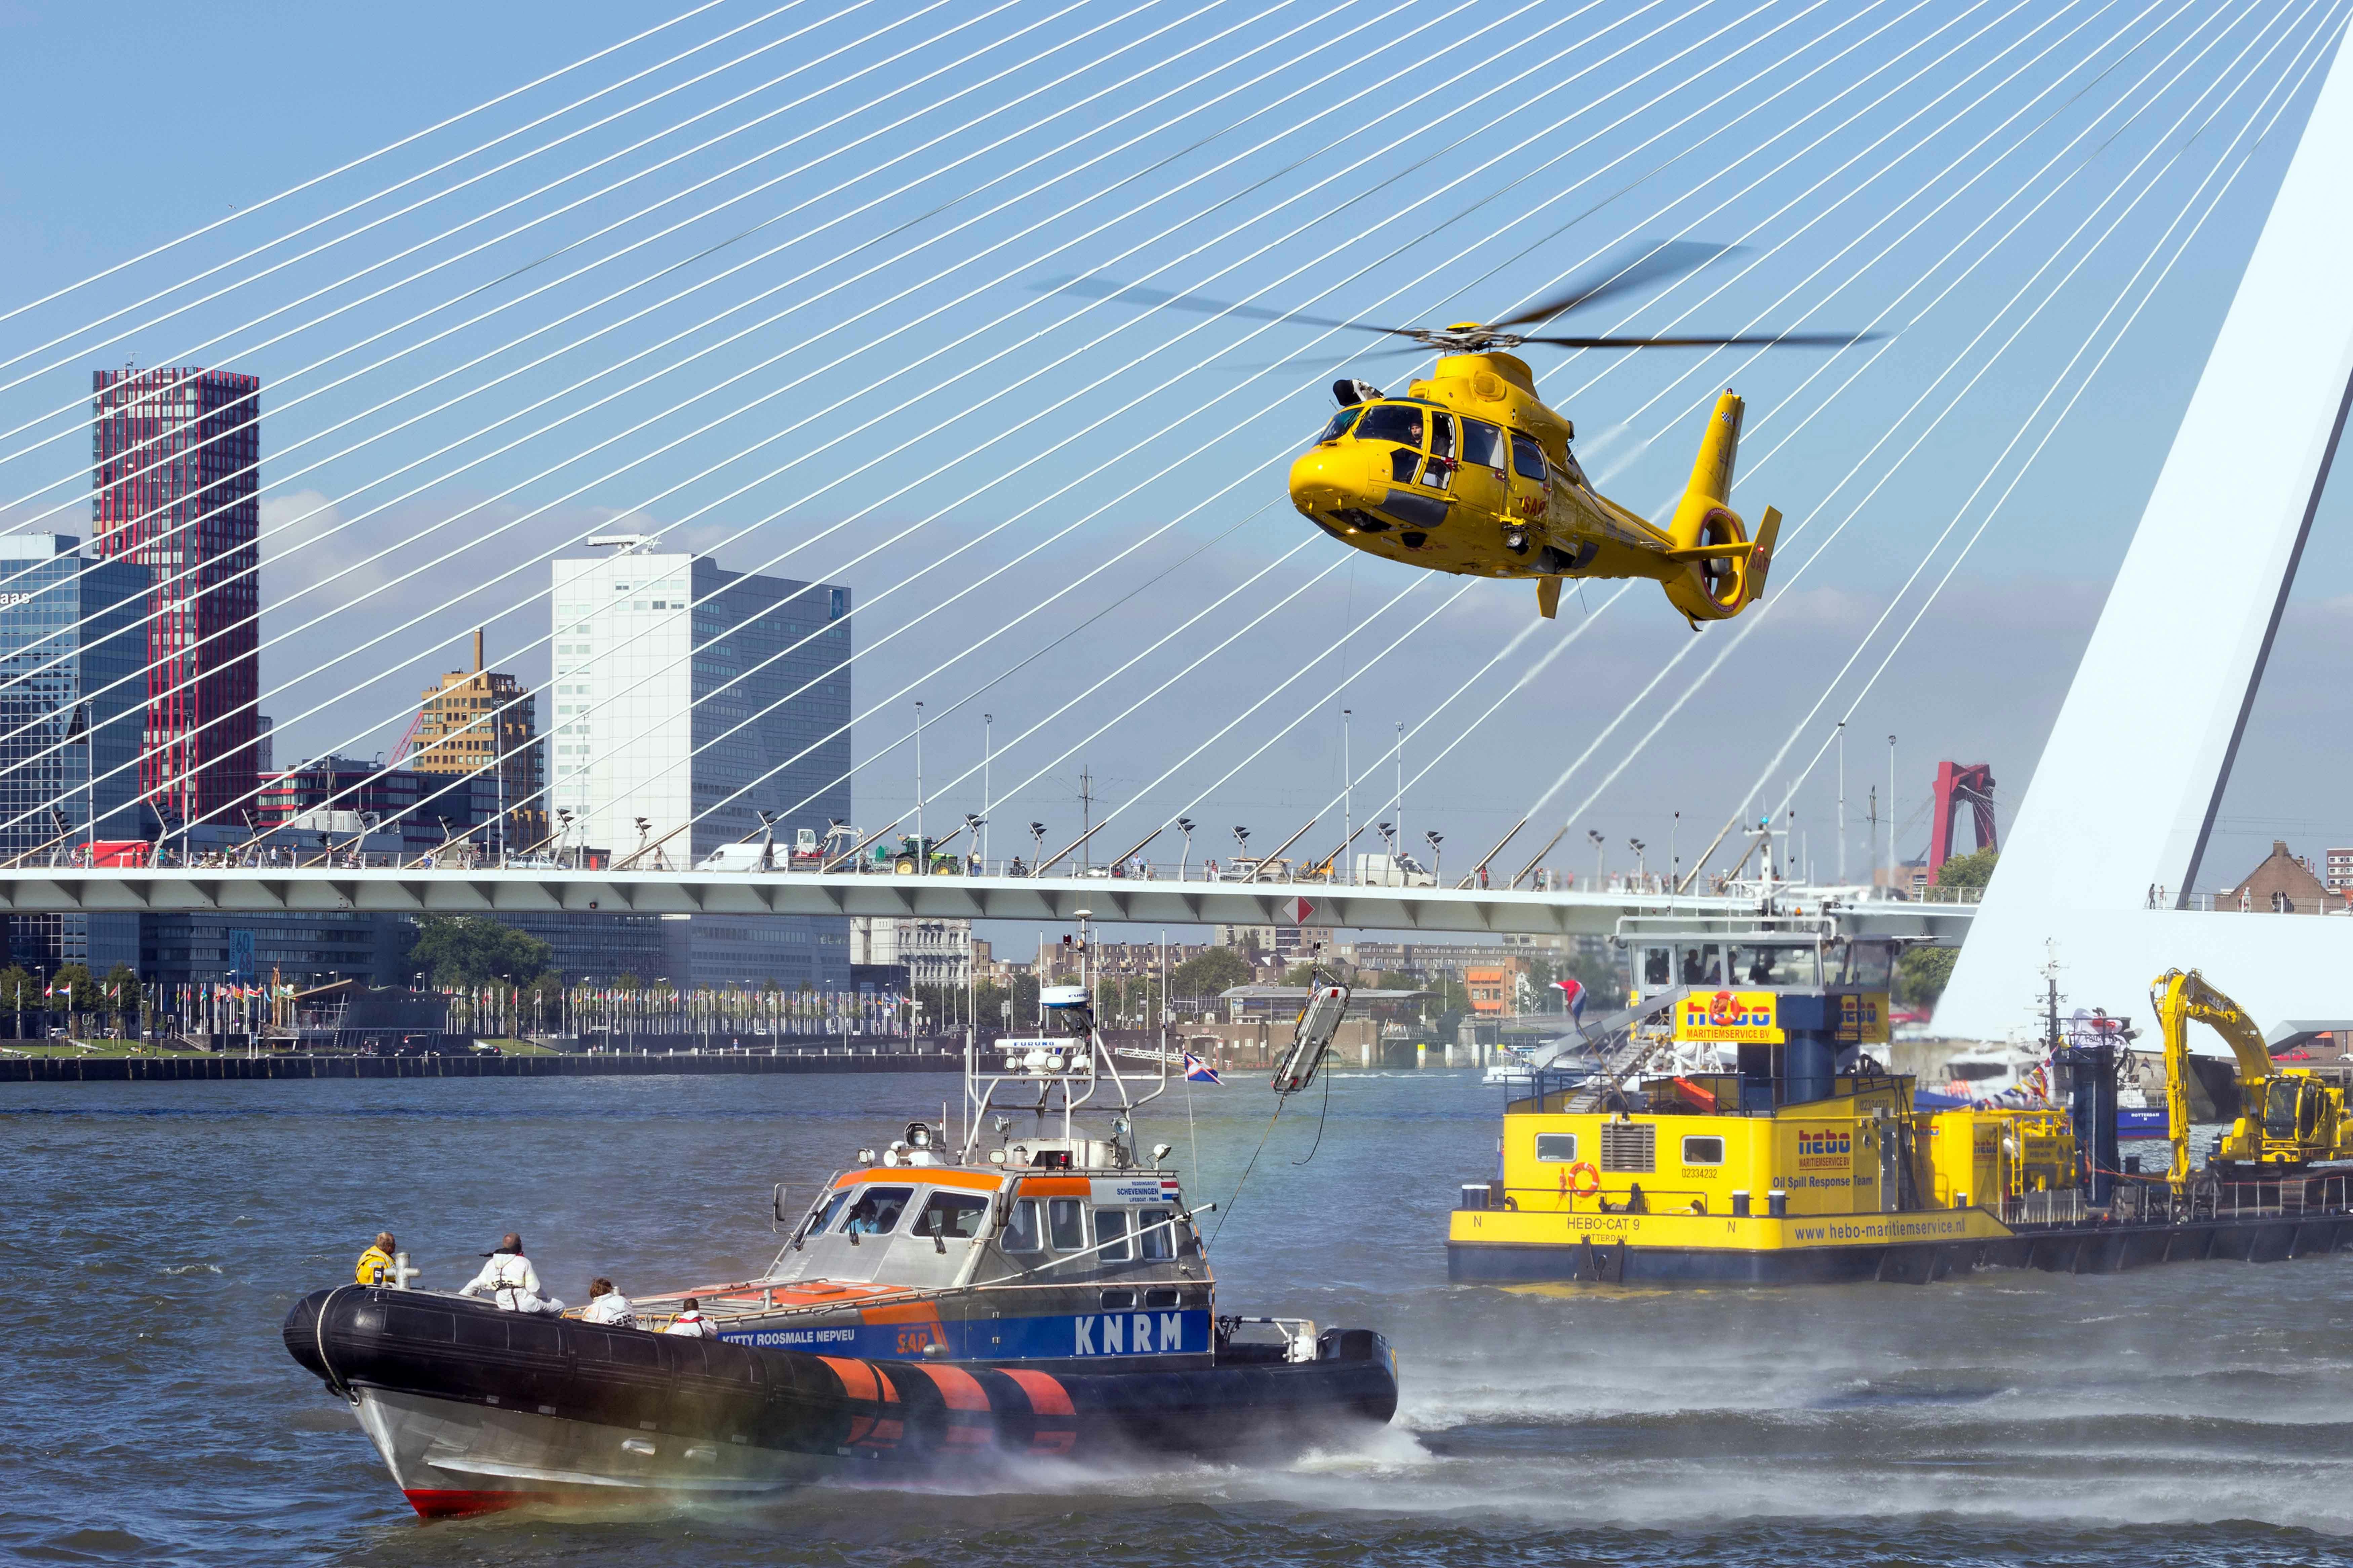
top-left (1566, 1161), bottom-right (1602, 1198)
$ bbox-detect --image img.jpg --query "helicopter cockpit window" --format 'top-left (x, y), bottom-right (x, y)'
top-left (1460, 417), bottom-right (1506, 471)
top-left (1315, 406), bottom-right (1363, 445)
top-left (1510, 431), bottom-right (1549, 482)
top-left (1422, 412), bottom-right (1457, 490)
top-left (1355, 404), bottom-right (1425, 448)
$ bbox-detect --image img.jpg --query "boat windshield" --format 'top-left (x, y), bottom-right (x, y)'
top-left (1729, 944), bottom-right (1819, 986)
top-left (839, 1185), bottom-right (914, 1235)
top-left (916, 1191), bottom-right (990, 1239)
top-left (801, 1188), bottom-right (853, 1242)
top-left (1830, 940), bottom-right (1898, 987)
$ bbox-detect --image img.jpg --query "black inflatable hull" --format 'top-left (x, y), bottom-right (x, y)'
top-left (284, 1287), bottom-right (1398, 1516)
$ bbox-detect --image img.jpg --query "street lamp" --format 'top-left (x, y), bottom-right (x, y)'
top-left (1231, 826), bottom-right (1251, 877)
top-left (1028, 821), bottom-right (1047, 874)
top-left (1176, 817), bottom-right (1196, 879)
top-left (1886, 733), bottom-right (1898, 891)
top-left (1629, 838), bottom-right (1646, 886)
top-left (1587, 828), bottom-right (1605, 890)
top-left (1424, 829), bottom-right (1443, 884)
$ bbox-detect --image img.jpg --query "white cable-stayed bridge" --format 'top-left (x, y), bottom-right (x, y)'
top-left (2, 0), bottom-right (2347, 1010)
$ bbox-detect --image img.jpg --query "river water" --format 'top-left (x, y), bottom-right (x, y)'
top-left (8, 1070), bottom-right (2351, 1566)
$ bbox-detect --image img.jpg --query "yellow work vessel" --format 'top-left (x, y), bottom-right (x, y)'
top-left (1450, 926), bottom-right (2353, 1286)
top-left (1451, 1066), bottom-right (2072, 1286)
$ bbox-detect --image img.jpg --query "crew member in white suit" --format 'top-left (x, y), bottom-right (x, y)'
top-left (459, 1233), bottom-right (565, 1314)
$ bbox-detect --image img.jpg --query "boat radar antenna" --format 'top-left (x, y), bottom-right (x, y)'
top-left (958, 907), bottom-right (1169, 1166)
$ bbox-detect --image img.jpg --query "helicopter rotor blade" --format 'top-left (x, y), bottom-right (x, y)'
top-left (1218, 344), bottom-right (1428, 373)
top-left (1488, 241), bottom-right (1739, 330)
top-left (1032, 275), bottom-right (1418, 339)
top-left (1518, 330), bottom-right (1883, 349)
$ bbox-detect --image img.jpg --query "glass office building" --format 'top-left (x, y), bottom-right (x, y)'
top-left (0, 534), bottom-right (149, 970)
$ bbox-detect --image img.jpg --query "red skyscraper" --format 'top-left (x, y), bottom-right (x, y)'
top-left (90, 367), bottom-right (262, 829)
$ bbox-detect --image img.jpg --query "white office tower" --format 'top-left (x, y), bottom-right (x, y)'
top-left (549, 538), bottom-right (851, 987)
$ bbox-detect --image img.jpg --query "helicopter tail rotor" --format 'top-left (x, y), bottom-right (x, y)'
top-left (1660, 391), bottom-right (1778, 623)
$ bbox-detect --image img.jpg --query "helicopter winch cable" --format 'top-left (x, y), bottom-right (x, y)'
top-left (0, 0), bottom-right (739, 333)
top-left (0, 0), bottom-right (1451, 835)
top-left (1553, 0), bottom-right (2336, 891)
top-left (1731, 0), bottom-right (2345, 872)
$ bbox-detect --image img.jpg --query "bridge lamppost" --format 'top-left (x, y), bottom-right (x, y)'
top-left (1231, 826), bottom-right (1251, 876)
top-left (1886, 733), bottom-right (1899, 892)
top-left (1588, 829), bottom-right (1606, 891)
top-left (1424, 830), bottom-right (1443, 886)
top-left (1176, 817), bottom-right (1196, 879)
top-left (1629, 838), bottom-right (1646, 889)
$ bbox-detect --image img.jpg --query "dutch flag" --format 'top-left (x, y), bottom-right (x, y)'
top-left (1556, 977), bottom-right (1587, 1028)
top-left (1183, 1050), bottom-right (1223, 1084)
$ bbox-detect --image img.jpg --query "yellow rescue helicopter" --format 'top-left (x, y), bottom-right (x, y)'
top-left (1060, 244), bottom-right (1875, 623)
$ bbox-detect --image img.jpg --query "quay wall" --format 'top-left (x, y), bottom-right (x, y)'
top-left (0, 1049), bottom-right (962, 1084)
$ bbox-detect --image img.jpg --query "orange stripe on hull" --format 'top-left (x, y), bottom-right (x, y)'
top-left (998, 1366), bottom-right (1080, 1455)
top-left (908, 1361), bottom-right (994, 1448)
top-left (820, 1355), bottom-right (904, 1449)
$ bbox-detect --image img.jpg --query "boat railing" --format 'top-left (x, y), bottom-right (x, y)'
top-left (2095, 1173), bottom-right (2353, 1225)
top-left (2000, 1189), bottom-right (2088, 1227)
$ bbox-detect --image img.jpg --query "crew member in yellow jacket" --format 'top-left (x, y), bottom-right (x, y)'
top-left (355, 1232), bottom-right (397, 1285)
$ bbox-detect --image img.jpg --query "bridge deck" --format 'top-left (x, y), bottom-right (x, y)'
top-left (0, 870), bottom-right (1970, 938)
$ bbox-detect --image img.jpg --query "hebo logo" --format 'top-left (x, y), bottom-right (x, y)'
top-left (1795, 1127), bottom-right (1852, 1170)
top-left (1673, 990), bottom-right (1784, 1043)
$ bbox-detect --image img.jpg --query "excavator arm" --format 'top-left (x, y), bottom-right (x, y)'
top-left (2151, 967), bottom-right (2351, 1194)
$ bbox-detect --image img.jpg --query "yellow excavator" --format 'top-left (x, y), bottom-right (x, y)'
top-left (2151, 967), bottom-right (2353, 1197)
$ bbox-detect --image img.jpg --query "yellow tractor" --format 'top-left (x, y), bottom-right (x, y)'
top-left (2151, 968), bottom-right (2353, 1196)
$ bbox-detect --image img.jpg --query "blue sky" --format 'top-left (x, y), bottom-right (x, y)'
top-left (1, 0), bottom-right (2347, 934)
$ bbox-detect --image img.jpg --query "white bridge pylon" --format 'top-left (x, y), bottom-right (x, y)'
top-left (0, 869), bottom-right (1968, 942)
top-left (1937, 31), bottom-right (2353, 1041)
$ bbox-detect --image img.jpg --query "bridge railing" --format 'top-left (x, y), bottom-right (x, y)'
top-left (19, 842), bottom-right (1633, 891)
